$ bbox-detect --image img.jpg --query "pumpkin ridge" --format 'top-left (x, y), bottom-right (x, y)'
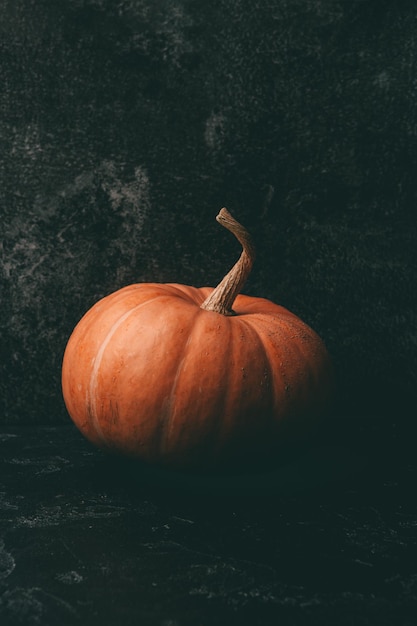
top-left (236, 315), bottom-right (281, 422)
top-left (160, 309), bottom-right (233, 463)
top-left (87, 296), bottom-right (163, 445)
top-left (214, 317), bottom-right (263, 447)
top-left (276, 316), bottom-right (333, 409)
top-left (239, 314), bottom-right (300, 417)
top-left (159, 306), bottom-right (205, 456)
top-left (78, 284), bottom-right (168, 326)
top-left (208, 316), bottom-right (234, 453)
top-left (164, 283), bottom-right (208, 305)
top-left (242, 312), bottom-right (332, 424)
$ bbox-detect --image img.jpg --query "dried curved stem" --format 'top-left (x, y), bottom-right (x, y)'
top-left (201, 208), bottom-right (256, 316)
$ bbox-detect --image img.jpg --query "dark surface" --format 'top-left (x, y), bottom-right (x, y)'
top-left (1, 422), bottom-right (416, 626)
top-left (1, 0), bottom-right (417, 424)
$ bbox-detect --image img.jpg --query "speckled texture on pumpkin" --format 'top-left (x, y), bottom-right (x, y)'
top-left (1, 0), bottom-right (416, 423)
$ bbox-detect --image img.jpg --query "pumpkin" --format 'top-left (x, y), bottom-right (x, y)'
top-left (62, 208), bottom-right (333, 471)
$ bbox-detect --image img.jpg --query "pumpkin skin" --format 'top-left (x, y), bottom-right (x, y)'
top-left (61, 281), bottom-right (334, 471)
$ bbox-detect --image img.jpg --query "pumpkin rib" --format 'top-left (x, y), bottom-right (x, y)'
top-left (284, 322), bottom-right (334, 412)
top-left (158, 305), bottom-right (204, 457)
top-left (151, 283), bottom-right (198, 301)
top-left (241, 314), bottom-right (310, 415)
top-left (73, 284), bottom-right (162, 340)
top-left (102, 283), bottom-right (187, 307)
top-left (245, 311), bottom-right (331, 422)
top-left (161, 309), bottom-right (233, 464)
top-left (262, 313), bottom-right (331, 398)
top-left (207, 314), bottom-right (237, 456)
top-left (212, 318), bottom-right (263, 453)
top-left (231, 295), bottom-right (286, 317)
top-left (102, 293), bottom-right (205, 460)
top-left (235, 315), bottom-right (276, 425)
top-left (212, 316), bottom-right (239, 449)
top-left (199, 313), bottom-right (256, 460)
top-left (238, 314), bottom-right (291, 422)
top-left (87, 295), bottom-right (164, 446)
top-left (197, 286), bottom-right (215, 302)
top-left (165, 283), bottom-right (211, 306)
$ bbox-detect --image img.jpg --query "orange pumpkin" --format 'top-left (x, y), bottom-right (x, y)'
top-left (62, 209), bottom-right (333, 471)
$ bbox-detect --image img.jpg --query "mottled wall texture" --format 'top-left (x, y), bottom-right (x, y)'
top-left (1, 0), bottom-right (416, 424)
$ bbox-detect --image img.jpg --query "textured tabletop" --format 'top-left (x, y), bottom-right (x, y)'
top-left (0, 422), bottom-right (415, 626)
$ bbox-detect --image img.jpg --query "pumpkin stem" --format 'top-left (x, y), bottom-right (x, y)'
top-left (200, 208), bottom-right (256, 316)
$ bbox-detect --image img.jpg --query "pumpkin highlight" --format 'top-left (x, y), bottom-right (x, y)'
top-left (62, 209), bottom-right (333, 471)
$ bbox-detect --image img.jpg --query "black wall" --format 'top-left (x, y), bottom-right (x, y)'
top-left (1, 0), bottom-right (416, 424)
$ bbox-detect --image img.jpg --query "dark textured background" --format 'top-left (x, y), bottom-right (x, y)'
top-left (1, 0), bottom-right (416, 424)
